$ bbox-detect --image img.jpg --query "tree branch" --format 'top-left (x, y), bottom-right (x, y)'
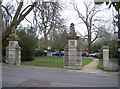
top-left (2, 5), bottom-right (12, 19)
top-left (18, 2), bottom-right (37, 23)
top-left (25, 17), bottom-right (32, 26)
top-left (12, 2), bottom-right (23, 24)
top-left (2, 2), bottom-right (37, 43)
top-left (91, 33), bottom-right (98, 44)
top-left (72, 2), bottom-right (86, 24)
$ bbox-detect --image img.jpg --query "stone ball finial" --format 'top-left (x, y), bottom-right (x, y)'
top-left (11, 26), bottom-right (16, 34)
top-left (71, 23), bottom-right (74, 26)
top-left (70, 23), bottom-right (75, 32)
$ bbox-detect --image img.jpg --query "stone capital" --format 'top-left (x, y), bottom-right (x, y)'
top-left (102, 46), bottom-right (109, 49)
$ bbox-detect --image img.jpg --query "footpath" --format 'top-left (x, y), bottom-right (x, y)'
top-left (82, 58), bottom-right (99, 70)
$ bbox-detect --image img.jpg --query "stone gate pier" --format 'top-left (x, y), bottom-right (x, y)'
top-left (64, 23), bottom-right (82, 70)
top-left (102, 46), bottom-right (118, 71)
top-left (6, 27), bottom-right (21, 65)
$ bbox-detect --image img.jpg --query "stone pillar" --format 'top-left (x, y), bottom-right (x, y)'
top-left (6, 27), bottom-right (21, 65)
top-left (102, 46), bottom-right (109, 70)
top-left (64, 23), bottom-right (82, 70)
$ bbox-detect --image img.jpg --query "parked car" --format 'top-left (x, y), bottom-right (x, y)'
top-left (82, 52), bottom-right (89, 57)
top-left (52, 51), bottom-right (64, 56)
top-left (89, 52), bottom-right (101, 58)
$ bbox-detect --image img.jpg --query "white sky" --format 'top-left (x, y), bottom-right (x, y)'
top-left (60, 0), bottom-right (118, 36)
top-left (2, 0), bottom-right (118, 37)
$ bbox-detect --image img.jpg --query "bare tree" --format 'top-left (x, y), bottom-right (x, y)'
top-left (72, 1), bottom-right (103, 53)
top-left (50, 25), bottom-right (68, 51)
top-left (33, 2), bottom-right (64, 46)
top-left (2, 1), bottom-right (15, 31)
top-left (2, 0), bottom-right (37, 42)
top-left (96, 26), bottom-right (116, 42)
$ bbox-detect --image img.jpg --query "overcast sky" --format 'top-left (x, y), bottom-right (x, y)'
top-left (2, 0), bottom-right (118, 37)
top-left (60, 0), bottom-right (118, 36)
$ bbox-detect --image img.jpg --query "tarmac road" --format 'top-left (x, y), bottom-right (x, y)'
top-left (2, 64), bottom-right (118, 87)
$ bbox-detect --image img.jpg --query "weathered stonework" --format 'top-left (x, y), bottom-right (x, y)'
top-left (64, 23), bottom-right (82, 70)
top-left (6, 27), bottom-right (21, 65)
top-left (102, 46), bottom-right (118, 71)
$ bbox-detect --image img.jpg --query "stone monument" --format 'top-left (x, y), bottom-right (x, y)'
top-left (64, 23), bottom-right (82, 70)
top-left (6, 27), bottom-right (21, 65)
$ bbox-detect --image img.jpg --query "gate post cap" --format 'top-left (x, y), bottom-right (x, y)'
top-left (102, 46), bottom-right (109, 49)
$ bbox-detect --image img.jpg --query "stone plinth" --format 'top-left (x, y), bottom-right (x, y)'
top-left (64, 23), bottom-right (82, 70)
top-left (5, 27), bottom-right (21, 65)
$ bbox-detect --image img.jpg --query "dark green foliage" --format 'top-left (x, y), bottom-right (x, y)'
top-left (2, 40), bottom-right (8, 62)
top-left (21, 48), bottom-right (35, 61)
top-left (2, 27), bottom-right (38, 62)
top-left (2, 40), bottom-right (8, 57)
top-left (95, 1), bottom-right (120, 11)
top-left (92, 40), bottom-right (118, 58)
top-left (91, 43), bottom-right (102, 53)
top-left (108, 40), bottom-right (118, 58)
top-left (35, 47), bottom-right (45, 56)
top-left (17, 27), bottom-right (38, 61)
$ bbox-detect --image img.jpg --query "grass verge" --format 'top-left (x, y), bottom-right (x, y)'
top-left (97, 60), bottom-right (103, 69)
top-left (82, 58), bottom-right (93, 66)
top-left (22, 56), bottom-right (93, 68)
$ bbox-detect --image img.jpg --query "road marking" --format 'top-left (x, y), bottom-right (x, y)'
top-left (96, 74), bottom-right (113, 76)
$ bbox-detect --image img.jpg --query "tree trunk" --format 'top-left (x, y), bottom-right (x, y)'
top-left (88, 40), bottom-right (91, 53)
top-left (44, 33), bottom-right (48, 46)
top-left (2, 2), bottom-right (37, 43)
top-left (87, 27), bottom-right (92, 53)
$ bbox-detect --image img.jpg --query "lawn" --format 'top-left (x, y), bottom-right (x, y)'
top-left (22, 56), bottom-right (93, 68)
top-left (82, 58), bottom-right (93, 66)
top-left (22, 56), bottom-right (64, 68)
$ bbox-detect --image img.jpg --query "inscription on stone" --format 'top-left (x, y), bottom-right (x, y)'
top-left (10, 42), bottom-right (14, 46)
top-left (70, 41), bottom-right (75, 47)
top-left (69, 40), bottom-right (77, 47)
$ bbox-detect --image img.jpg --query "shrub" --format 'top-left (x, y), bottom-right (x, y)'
top-left (2, 28), bottom-right (37, 62)
top-left (2, 40), bottom-right (8, 63)
top-left (92, 39), bottom-right (118, 59)
top-left (35, 48), bottom-right (44, 56)
top-left (17, 27), bottom-right (38, 61)
top-left (21, 48), bottom-right (35, 61)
